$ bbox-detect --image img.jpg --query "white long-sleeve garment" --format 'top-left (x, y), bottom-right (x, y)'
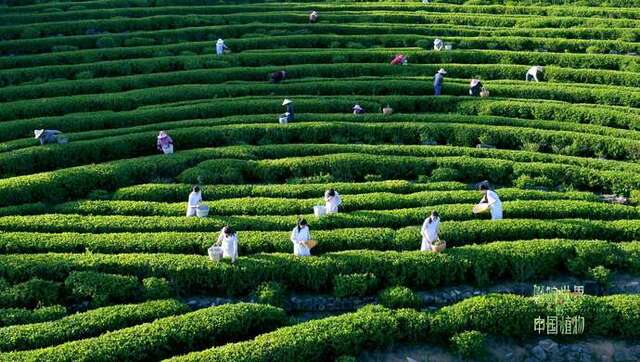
top-left (420, 217), bottom-right (440, 251)
top-left (485, 190), bottom-right (503, 220)
top-left (217, 230), bottom-right (238, 262)
top-left (526, 66), bottom-right (542, 81)
top-left (325, 191), bottom-right (342, 214)
top-left (291, 225), bottom-right (311, 256)
top-left (186, 191), bottom-right (202, 217)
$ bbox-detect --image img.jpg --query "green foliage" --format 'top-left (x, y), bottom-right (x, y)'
top-left (0, 278), bottom-right (61, 308)
top-left (3, 303), bottom-right (288, 361)
top-left (253, 282), bottom-right (287, 308)
top-left (0, 305), bottom-right (66, 328)
top-left (333, 273), bottom-right (378, 298)
top-left (378, 286), bottom-right (421, 309)
top-left (64, 271), bottom-right (141, 307)
top-left (451, 330), bottom-right (487, 360)
top-left (0, 299), bottom-right (187, 353)
top-left (142, 277), bottom-right (173, 300)
top-left (589, 265), bottom-right (612, 290)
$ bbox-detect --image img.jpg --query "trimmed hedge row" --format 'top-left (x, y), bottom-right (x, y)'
top-left (179, 151), bottom-right (640, 194)
top-left (0, 239), bottom-right (637, 294)
top-left (2, 95), bottom-right (638, 145)
top-left (4, 111), bottom-right (639, 156)
top-left (0, 303), bottom-right (288, 362)
top-left (6, 119), bottom-right (640, 175)
top-left (0, 200), bottom-right (637, 233)
top-left (2, 143), bottom-right (640, 208)
top-left (6, 2), bottom-right (640, 25)
top-left (4, 21), bottom-right (638, 56)
top-left (4, 63), bottom-right (640, 112)
top-left (0, 299), bottom-right (189, 353)
top-left (3, 31), bottom-right (640, 70)
top-left (3, 10), bottom-right (640, 40)
top-left (167, 294), bottom-right (640, 361)
top-left (112, 180), bottom-right (467, 202)
top-left (15, 188), bottom-right (597, 217)
top-left (3, 48), bottom-right (640, 87)
top-left (0, 306), bottom-right (66, 328)
top-left (4, 218), bottom-right (640, 255)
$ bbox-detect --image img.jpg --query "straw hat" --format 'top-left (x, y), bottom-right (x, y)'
top-left (437, 68), bottom-right (447, 74)
top-left (34, 129), bottom-right (44, 139)
top-left (282, 99), bottom-right (293, 106)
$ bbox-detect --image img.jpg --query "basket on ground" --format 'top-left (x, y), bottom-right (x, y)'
top-left (208, 246), bottom-right (223, 262)
top-left (196, 205), bottom-right (209, 218)
top-left (313, 205), bottom-right (326, 217)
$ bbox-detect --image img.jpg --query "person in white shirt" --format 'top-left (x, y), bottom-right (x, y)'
top-left (216, 225), bottom-right (238, 264)
top-left (420, 211), bottom-right (440, 251)
top-left (291, 219), bottom-right (311, 256)
top-left (526, 66), bottom-right (544, 82)
top-left (324, 189), bottom-right (342, 214)
top-left (186, 186), bottom-right (202, 217)
top-left (479, 184), bottom-right (503, 220)
top-left (433, 38), bottom-right (444, 51)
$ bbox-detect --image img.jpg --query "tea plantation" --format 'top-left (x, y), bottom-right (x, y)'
top-left (1, 0), bottom-right (640, 360)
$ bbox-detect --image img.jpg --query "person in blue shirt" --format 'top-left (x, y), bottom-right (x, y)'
top-left (34, 129), bottom-right (62, 145)
top-left (433, 68), bottom-right (446, 96)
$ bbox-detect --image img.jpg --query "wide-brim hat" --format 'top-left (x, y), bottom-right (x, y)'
top-left (438, 68), bottom-right (447, 74)
top-left (282, 99), bottom-right (293, 106)
top-left (34, 129), bottom-right (44, 139)
top-left (157, 131), bottom-right (168, 139)
top-left (353, 104), bottom-right (363, 111)
top-left (470, 79), bottom-right (481, 87)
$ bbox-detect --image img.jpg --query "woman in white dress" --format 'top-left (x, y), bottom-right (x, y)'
top-left (291, 219), bottom-right (311, 256)
top-left (479, 184), bottom-right (503, 220)
top-left (216, 225), bottom-right (238, 264)
top-left (186, 186), bottom-right (202, 217)
top-left (324, 189), bottom-right (342, 214)
top-left (421, 211), bottom-right (440, 251)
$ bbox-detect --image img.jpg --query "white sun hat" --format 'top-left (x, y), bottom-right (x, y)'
top-left (34, 129), bottom-right (44, 139)
top-left (353, 104), bottom-right (363, 111)
top-left (438, 68), bottom-right (447, 74)
top-left (282, 99), bottom-right (293, 106)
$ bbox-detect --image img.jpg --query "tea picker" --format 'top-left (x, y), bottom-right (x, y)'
top-left (324, 188), bottom-right (342, 214)
top-left (34, 129), bottom-right (65, 145)
top-left (433, 68), bottom-right (446, 96)
top-left (215, 38), bottom-right (229, 56)
top-left (309, 10), bottom-right (319, 23)
top-left (469, 78), bottom-right (483, 97)
top-left (473, 183), bottom-right (503, 220)
top-left (390, 54), bottom-right (408, 65)
top-left (291, 219), bottom-right (315, 256)
top-left (421, 210), bottom-right (445, 252)
top-left (186, 185), bottom-right (203, 217)
top-left (271, 70), bottom-right (287, 83)
top-left (209, 225), bottom-right (238, 264)
top-left (278, 98), bottom-right (294, 125)
top-left (526, 66), bottom-right (544, 82)
top-left (156, 131), bottom-right (174, 154)
top-left (433, 38), bottom-right (444, 51)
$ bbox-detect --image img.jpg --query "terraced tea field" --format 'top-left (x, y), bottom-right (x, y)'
top-left (1, 0), bottom-right (640, 360)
